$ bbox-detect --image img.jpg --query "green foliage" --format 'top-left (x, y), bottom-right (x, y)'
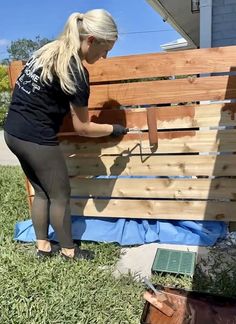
top-left (0, 92), bottom-right (10, 128)
top-left (7, 36), bottom-right (52, 61)
top-left (0, 65), bottom-right (10, 128)
top-left (0, 65), bottom-right (10, 92)
top-left (0, 58), bottom-right (10, 65)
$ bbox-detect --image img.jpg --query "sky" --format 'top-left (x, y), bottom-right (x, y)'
top-left (0, 0), bottom-right (181, 60)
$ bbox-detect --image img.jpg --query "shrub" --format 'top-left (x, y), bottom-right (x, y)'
top-left (0, 91), bottom-right (10, 127)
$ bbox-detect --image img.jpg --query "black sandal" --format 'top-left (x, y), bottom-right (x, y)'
top-left (61, 246), bottom-right (95, 261)
top-left (36, 242), bottom-right (60, 258)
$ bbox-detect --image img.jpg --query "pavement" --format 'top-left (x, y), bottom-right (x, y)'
top-left (114, 243), bottom-right (208, 279)
top-left (0, 130), bottom-right (19, 165)
top-left (0, 130), bottom-right (209, 278)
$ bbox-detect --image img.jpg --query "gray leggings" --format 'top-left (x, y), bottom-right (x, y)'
top-left (4, 131), bottom-right (74, 248)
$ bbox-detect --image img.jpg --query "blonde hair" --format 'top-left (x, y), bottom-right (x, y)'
top-left (32, 9), bottom-right (118, 94)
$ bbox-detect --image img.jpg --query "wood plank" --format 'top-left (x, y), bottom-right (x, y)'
top-left (88, 75), bottom-right (236, 108)
top-left (65, 155), bottom-right (236, 177)
top-left (59, 103), bottom-right (236, 133)
top-left (59, 129), bottom-right (236, 155)
top-left (70, 199), bottom-right (236, 221)
top-left (8, 61), bottom-right (25, 90)
top-left (70, 178), bottom-right (236, 200)
top-left (85, 46), bottom-right (236, 82)
top-left (146, 108), bottom-right (158, 148)
top-left (25, 178), bottom-right (34, 207)
top-left (8, 46), bottom-right (236, 86)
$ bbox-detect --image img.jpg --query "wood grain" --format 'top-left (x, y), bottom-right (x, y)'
top-left (59, 129), bottom-right (236, 155)
top-left (70, 199), bottom-right (236, 220)
top-left (65, 154), bottom-right (236, 177)
top-left (69, 178), bottom-right (236, 200)
top-left (85, 46), bottom-right (236, 82)
top-left (59, 103), bottom-right (236, 132)
top-left (88, 76), bottom-right (236, 108)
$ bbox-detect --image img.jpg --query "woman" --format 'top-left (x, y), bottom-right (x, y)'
top-left (4, 9), bottom-right (127, 260)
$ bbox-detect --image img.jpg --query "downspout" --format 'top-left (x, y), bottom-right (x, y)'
top-left (200, 0), bottom-right (212, 48)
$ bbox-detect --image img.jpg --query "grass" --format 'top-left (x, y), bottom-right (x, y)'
top-left (1, 166), bottom-right (236, 323)
top-left (0, 166), bottom-right (144, 324)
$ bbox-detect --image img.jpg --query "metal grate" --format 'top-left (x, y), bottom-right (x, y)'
top-left (152, 249), bottom-right (196, 276)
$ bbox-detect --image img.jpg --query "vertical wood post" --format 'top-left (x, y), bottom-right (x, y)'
top-left (146, 107), bottom-right (158, 150)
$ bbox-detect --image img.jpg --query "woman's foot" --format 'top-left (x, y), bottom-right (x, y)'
top-left (37, 239), bottom-right (51, 252)
top-left (37, 249), bottom-right (53, 258)
top-left (61, 246), bottom-right (94, 261)
top-left (36, 240), bottom-right (60, 258)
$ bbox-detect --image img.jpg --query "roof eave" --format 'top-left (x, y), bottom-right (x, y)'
top-left (146, 0), bottom-right (197, 48)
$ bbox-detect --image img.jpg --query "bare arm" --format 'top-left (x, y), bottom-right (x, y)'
top-left (70, 103), bottom-right (113, 137)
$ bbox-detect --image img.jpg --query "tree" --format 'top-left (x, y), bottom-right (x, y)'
top-left (7, 36), bottom-right (52, 61)
top-left (0, 59), bottom-right (10, 65)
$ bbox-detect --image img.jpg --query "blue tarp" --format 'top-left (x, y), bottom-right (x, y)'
top-left (14, 217), bottom-right (227, 246)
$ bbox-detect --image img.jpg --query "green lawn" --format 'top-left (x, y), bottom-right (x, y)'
top-left (0, 166), bottom-right (144, 323)
top-left (1, 166), bottom-right (236, 323)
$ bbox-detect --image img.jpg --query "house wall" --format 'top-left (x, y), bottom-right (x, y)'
top-left (212, 0), bottom-right (236, 47)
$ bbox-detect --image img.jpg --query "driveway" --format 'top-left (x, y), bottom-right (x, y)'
top-left (0, 130), bottom-right (20, 165)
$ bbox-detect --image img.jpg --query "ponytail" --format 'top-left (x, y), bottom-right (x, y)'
top-left (31, 9), bottom-right (118, 94)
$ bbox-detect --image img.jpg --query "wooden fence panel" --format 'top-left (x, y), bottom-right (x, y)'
top-left (7, 46), bottom-right (236, 221)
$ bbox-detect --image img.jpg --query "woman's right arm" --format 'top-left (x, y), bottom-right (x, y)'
top-left (70, 103), bottom-right (114, 137)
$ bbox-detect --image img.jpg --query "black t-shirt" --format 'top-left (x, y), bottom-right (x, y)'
top-left (4, 56), bottom-right (90, 145)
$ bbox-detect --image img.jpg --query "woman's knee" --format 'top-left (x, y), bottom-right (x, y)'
top-left (34, 189), bottom-right (49, 201)
top-left (50, 185), bottom-right (71, 202)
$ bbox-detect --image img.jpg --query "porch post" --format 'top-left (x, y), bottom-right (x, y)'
top-left (200, 0), bottom-right (212, 48)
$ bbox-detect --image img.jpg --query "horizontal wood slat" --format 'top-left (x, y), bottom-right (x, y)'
top-left (85, 46), bottom-right (236, 82)
top-left (25, 191), bottom-right (236, 220)
top-left (8, 46), bottom-right (236, 86)
top-left (59, 103), bottom-right (236, 133)
top-left (70, 199), bottom-right (236, 221)
top-left (70, 178), bottom-right (236, 200)
top-left (65, 155), bottom-right (236, 177)
top-left (59, 129), bottom-right (236, 155)
top-left (89, 75), bottom-right (236, 108)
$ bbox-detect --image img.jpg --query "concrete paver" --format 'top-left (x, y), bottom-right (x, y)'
top-left (114, 243), bottom-right (208, 279)
top-left (0, 130), bottom-right (20, 165)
